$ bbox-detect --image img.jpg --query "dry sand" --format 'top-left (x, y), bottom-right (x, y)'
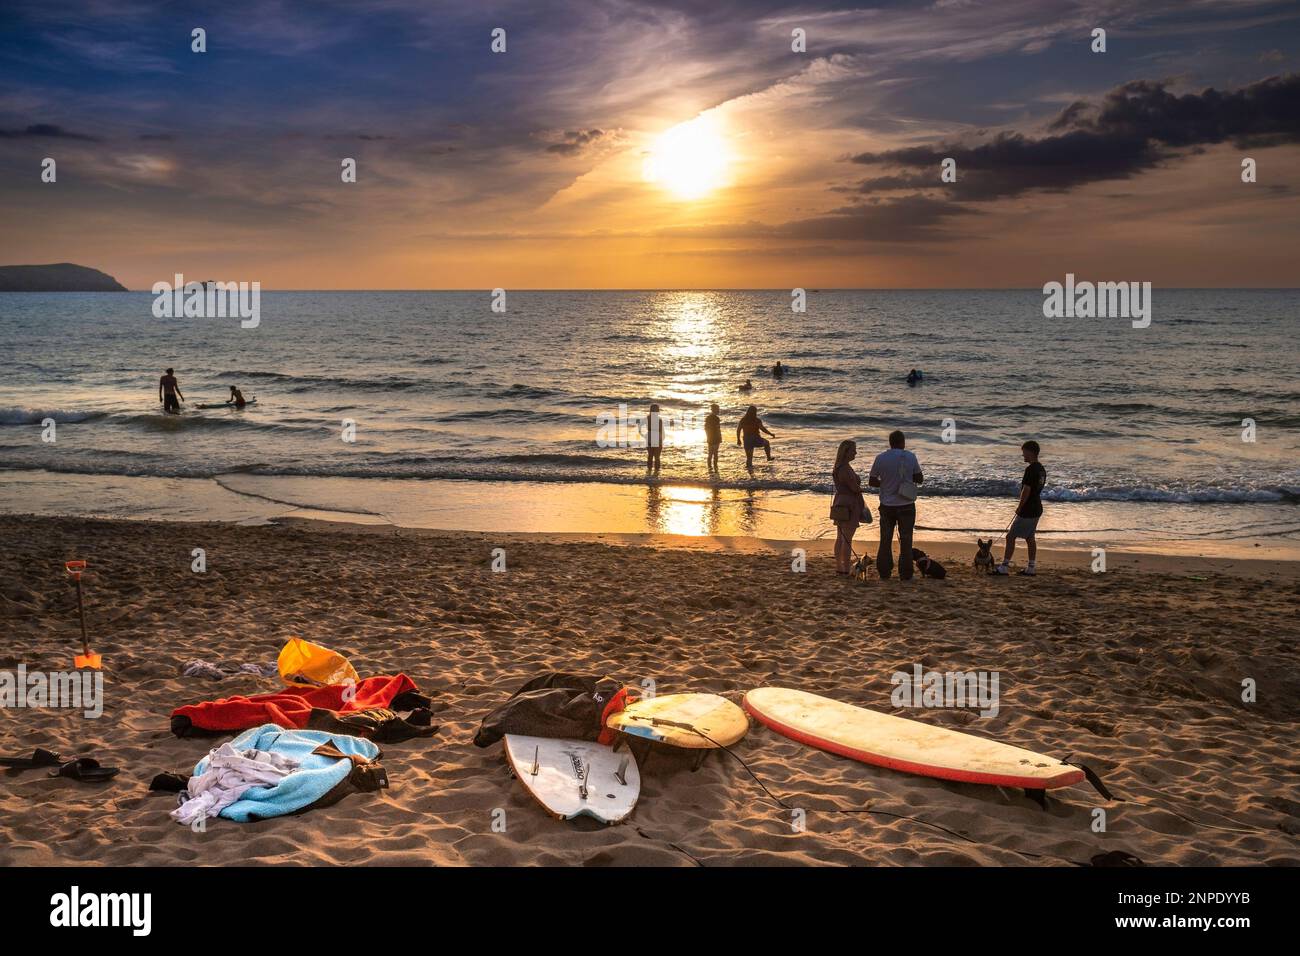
top-left (1, 513), bottom-right (1297, 866)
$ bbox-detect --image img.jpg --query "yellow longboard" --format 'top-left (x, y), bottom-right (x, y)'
top-left (607, 693), bottom-right (748, 750)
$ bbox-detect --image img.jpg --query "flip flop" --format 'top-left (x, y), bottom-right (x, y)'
top-left (0, 748), bottom-right (64, 770)
top-left (48, 758), bottom-right (119, 783)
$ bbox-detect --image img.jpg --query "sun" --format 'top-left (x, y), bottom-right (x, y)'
top-left (643, 115), bottom-right (731, 200)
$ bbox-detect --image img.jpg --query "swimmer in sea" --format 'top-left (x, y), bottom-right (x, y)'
top-left (739, 379), bottom-right (754, 393)
top-left (159, 367), bottom-right (184, 413)
top-left (736, 404), bottom-right (775, 469)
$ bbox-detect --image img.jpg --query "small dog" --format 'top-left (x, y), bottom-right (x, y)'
top-left (850, 553), bottom-right (874, 581)
top-left (973, 538), bottom-right (996, 574)
top-left (911, 547), bottom-right (947, 579)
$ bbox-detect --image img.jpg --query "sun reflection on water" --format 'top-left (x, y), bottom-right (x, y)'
top-left (658, 292), bottom-right (724, 366)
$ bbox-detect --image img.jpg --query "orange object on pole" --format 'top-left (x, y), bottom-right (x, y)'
top-left (65, 560), bottom-right (101, 669)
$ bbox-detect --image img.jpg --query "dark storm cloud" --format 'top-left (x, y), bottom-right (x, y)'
top-left (772, 195), bottom-right (974, 242)
top-left (0, 123), bottom-right (99, 141)
top-left (851, 73), bottom-right (1300, 202)
top-left (546, 128), bottom-right (611, 155)
top-left (664, 194), bottom-right (973, 243)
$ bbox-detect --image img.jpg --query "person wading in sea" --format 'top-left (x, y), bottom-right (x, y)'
top-left (735, 405), bottom-right (775, 470)
top-left (159, 368), bottom-right (185, 414)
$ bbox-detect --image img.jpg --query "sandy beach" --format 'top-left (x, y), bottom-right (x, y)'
top-left (2, 513), bottom-right (1296, 867)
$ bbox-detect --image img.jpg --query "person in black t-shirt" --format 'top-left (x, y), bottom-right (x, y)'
top-left (996, 440), bottom-right (1045, 576)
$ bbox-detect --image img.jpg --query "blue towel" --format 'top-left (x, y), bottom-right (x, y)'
top-left (193, 723), bottom-right (381, 822)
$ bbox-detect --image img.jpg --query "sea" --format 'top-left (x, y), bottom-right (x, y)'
top-left (1, 289), bottom-right (1297, 555)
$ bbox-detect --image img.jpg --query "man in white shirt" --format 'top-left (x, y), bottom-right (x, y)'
top-left (868, 430), bottom-right (924, 580)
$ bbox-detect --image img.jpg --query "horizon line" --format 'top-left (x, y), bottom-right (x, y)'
top-left (28, 286), bottom-right (1300, 293)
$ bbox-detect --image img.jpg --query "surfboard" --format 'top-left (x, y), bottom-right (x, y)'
top-left (195, 398), bottom-right (257, 409)
top-left (606, 693), bottom-right (748, 749)
top-left (743, 687), bottom-right (1084, 790)
top-left (503, 734), bottom-right (639, 824)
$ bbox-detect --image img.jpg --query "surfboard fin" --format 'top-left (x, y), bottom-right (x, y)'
top-left (1061, 755), bottom-right (1117, 801)
top-left (614, 756), bottom-right (629, 786)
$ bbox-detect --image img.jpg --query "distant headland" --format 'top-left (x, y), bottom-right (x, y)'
top-left (0, 263), bottom-right (128, 292)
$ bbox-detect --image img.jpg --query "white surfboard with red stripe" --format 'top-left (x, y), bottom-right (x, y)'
top-left (743, 687), bottom-right (1084, 790)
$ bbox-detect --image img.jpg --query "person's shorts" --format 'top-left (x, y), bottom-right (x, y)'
top-left (1009, 513), bottom-right (1040, 539)
top-left (163, 394), bottom-right (180, 413)
top-left (743, 433), bottom-right (768, 451)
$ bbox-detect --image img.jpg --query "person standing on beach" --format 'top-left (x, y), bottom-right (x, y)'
top-left (159, 367), bottom-right (184, 413)
top-left (996, 440), bottom-right (1046, 576)
top-left (831, 440), bottom-right (870, 575)
top-left (868, 430), bottom-right (923, 580)
top-left (704, 403), bottom-right (722, 471)
top-left (736, 405), bottom-right (775, 469)
top-left (645, 403), bottom-right (665, 476)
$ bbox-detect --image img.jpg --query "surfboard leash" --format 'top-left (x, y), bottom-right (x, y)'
top-left (1058, 754), bottom-right (1264, 834)
top-left (663, 721), bottom-right (1098, 866)
top-left (624, 718), bottom-right (1266, 860)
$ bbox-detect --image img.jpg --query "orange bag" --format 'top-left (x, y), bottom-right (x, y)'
top-left (277, 637), bottom-right (359, 688)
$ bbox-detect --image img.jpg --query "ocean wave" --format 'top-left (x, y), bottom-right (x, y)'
top-left (750, 364), bottom-right (839, 377)
top-left (0, 407), bottom-right (106, 425)
top-left (434, 407), bottom-right (575, 424)
top-left (486, 383), bottom-right (565, 401)
top-left (213, 369), bottom-right (300, 381)
top-left (8, 458), bottom-right (1296, 504)
top-left (106, 411), bottom-right (305, 433)
top-left (764, 409), bottom-right (909, 428)
top-left (1042, 486), bottom-right (1300, 504)
top-left (482, 453), bottom-right (621, 467)
top-left (214, 369), bottom-right (433, 393)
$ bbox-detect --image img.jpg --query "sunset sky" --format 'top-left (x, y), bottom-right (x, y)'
top-left (1, 0), bottom-right (1298, 289)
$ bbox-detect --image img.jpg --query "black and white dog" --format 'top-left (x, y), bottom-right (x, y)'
top-left (973, 538), bottom-right (996, 574)
top-left (911, 548), bottom-right (947, 579)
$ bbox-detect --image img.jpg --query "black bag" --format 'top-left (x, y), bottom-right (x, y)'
top-left (912, 548), bottom-right (947, 579)
top-left (473, 672), bottom-right (624, 747)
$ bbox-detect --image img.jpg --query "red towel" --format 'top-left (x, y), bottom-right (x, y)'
top-left (173, 674), bottom-right (418, 732)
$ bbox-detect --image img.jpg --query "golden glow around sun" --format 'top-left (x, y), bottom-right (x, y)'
top-left (643, 115), bottom-right (731, 200)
